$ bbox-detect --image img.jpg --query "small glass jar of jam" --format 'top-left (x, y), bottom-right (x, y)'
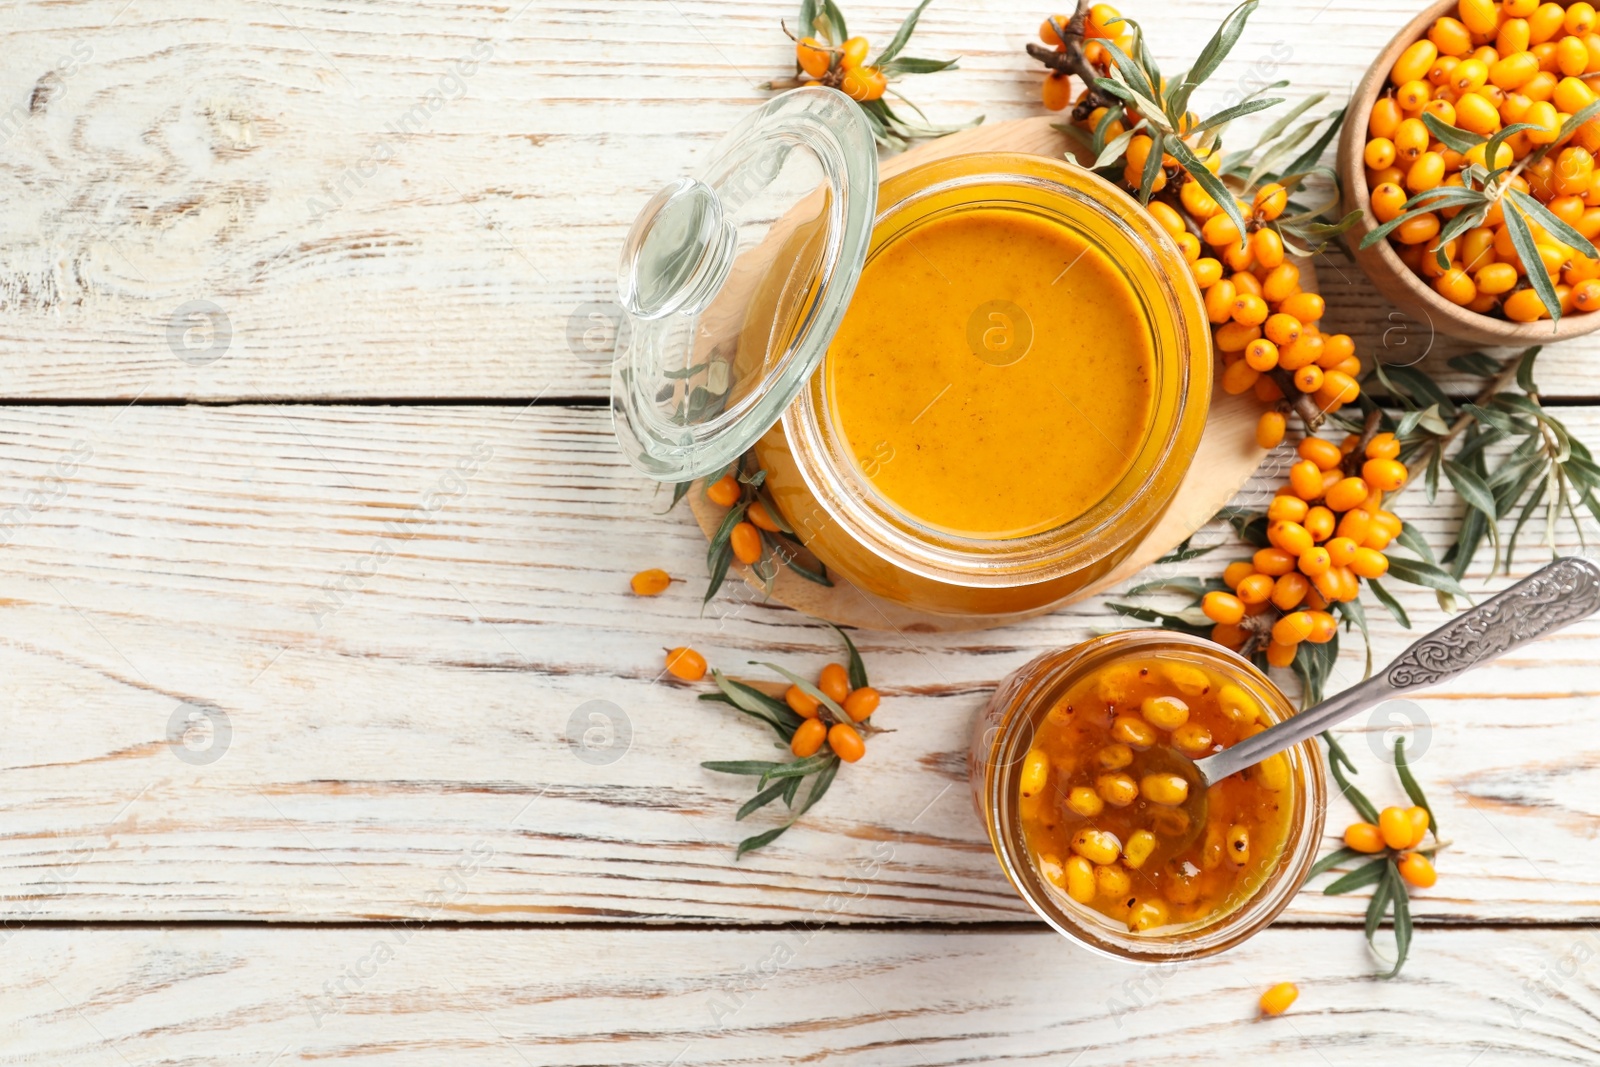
top-left (969, 629), bottom-right (1326, 960)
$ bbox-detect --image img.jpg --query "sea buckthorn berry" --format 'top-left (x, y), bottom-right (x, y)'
top-left (1345, 821), bottom-right (1385, 852)
top-left (1096, 863), bottom-right (1132, 899)
top-left (1203, 213), bottom-right (1244, 248)
top-left (1262, 263), bottom-right (1302, 302)
top-left (1324, 536), bottom-right (1359, 568)
top-left (1321, 370), bottom-right (1362, 405)
top-left (839, 36), bottom-right (870, 69)
top-left (1379, 806), bottom-right (1416, 850)
top-left (1118, 830), bottom-right (1158, 870)
top-left (1396, 211), bottom-right (1442, 244)
top-left (1304, 505), bottom-right (1336, 542)
top-left (1172, 722), bottom-right (1213, 755)
top-left (1041, 73), bottom-right (1072, 111)
top-left (1111, 714), bottom-right (1157, 749)
top-left (1097, 772), bottom-right (1139, 807)
top-left (1459, 0), bottom-right (1499, 35)
top-left (1221, 358), bottom-right (1261, 395)
top-left (1233, 292), bottom-right (1270, 326)
top-left (1272, 611), bottom-right (1316, 645)
top-left (1298, 436), bottom-right (1343, 470)
top-left (1065, 855), bottom-right (1096, 903)
top-left (1225, 823), bottom-right (1251, 865)
top-left (1192, 257), bottom-right (1224, 288)
top-left (1202, 590), bottom-right (1246, 625)
top-left (1264, 312), bottom-right (1304, 347)
top-left (1431, 14), bottom-right (1473, 54)
top-left (1351, 547), bottom-right (1391, 579)
top-left (1260, 981), bottom-right (1300, 1017)
top-left (1399, 851), bottom-right (1438, 888)
top-left (1206, 278), bottom-right (1239, 323)
top-left (1371, 182), bottom-right (1408, 222)
top-left (1289, 459), bottom-right (1325, 500)
top-left (1067, 785), bottom-right (1104, 817)
top-left (1364, 137), bottom-right (1397, 169)
top-left (1298, 546), bottom-right (1332, 578)
top-left (1140, 773), bottom-right (1190, 807)
top-left (796, 37), bottom-right (831, 78)
top-left (1253, 547), bottom-right (1298, 576)
top-left (1268, 495), bottom-right (1309, 522)
top-left (1504, 287), bottom-right (1551, 321)
top-left (1454, 90), bottom-right (1502, 133)
top-left (1255, 183), bottom-right (1289, 221)
top-left (1472, 260), bottom-right (1517, 297)
top-left (630, 568), bottom-right (672, 596)
top-left (843, 686), bottom-right (879, 722)
top-left (1127, 898), bottom-right (1170, 932)
top-left (1435, 266), bottom-right (1478, 305)
top-left (1451, 56), bottom-right (1490, 92)
top-left (1405, 805), bottom-right (1431, 847)
top-left (1370, 96), bottom-right (1403, 139)
top-left (1176, 232), bottom-right (1202, 262)
top-left (1306, 610), bottom-right (1339, 644)
top-left (1237, 572), bottom-right (1277, 605)
top-left (1269, 520), bottom-right (1315, 558)
top-left (841, 64), bottom-right (887, 102)
top-left (828, 721), bottom-right (865, 762)
top-left (730, 521), bottom-right (763, 564)
top-left (1574, 278), bottom-right (1600, 309)
top-left (1182, 179), bottom-right (1221, 219)
top-left (747, 500), bottom-right (783, 532)
top-left (1530, 1), bottom-right (1566, 43)
top-left (706, 474), bottom-right (741, 506)
top-left (1071, 828), bottom-right (1122, 866)
top-left (1141, 695), bottom-right (1190, 730)
top-left (1394, 39), bottom-right (1440, 84)
top-left (1492, 48), bottom-right (1539, 88)
top-left (1337, 507), bottom-right (1373, 544)
top-left (1217, 683), bottom-right (1261, 725)
top-left (1293, 364), bottom-right (1325, 393)
top-left (1246, 338), bottom-right (1281, 373)
top-left (1363, 458), bottom-right (1409, 492)
top-left (791, 717), bottom-right (827, 757)
top-left (786, 684), bottom-right (820, 718)
top-left (1224, 560), bottom-right (1258, 588)
top-left (1211, 624), bottom-right (1248, 651)
top-left (1280, 291), bottom-right (1326, 323)
top-left (1365, 432), bottom-right (1401, 460)
top-left (665, 647), bottom-right (706, 682)
top-left (1324, 477), bottom-right (1371, 512)
top-left (818, 662), bottom-right (850, 704)
top-left (1569, 1), bottom-right (1597, 35)
top-left (1040, 15), bottom-right (1071, 44)
top-left (1271, 571), bottom-right (1311, 611)
top-left (1256, 375), bottom-right (1286, 403)
top-left (1098, 743), bottom-right (1134, 770)
top-left (1398, 79), bottom-right (1431, 111)
top-left (1407, 151), bottom-right (1447, 192)
top-left (1148, 200), bottom-right (1185, 237)
top-left (1252, 227), bottom-right (1286, 269)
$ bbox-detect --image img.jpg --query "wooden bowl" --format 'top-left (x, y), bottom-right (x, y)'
top-left (1336, 0), bottom-right (1600, 346)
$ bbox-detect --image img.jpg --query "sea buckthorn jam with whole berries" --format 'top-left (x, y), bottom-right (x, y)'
top-left (1361, 0), bottom-right (1600, 321)
top-left (1018, 655), bottom-right (1295, 933)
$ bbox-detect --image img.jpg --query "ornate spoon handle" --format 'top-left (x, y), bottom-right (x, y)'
top-left (1197, 557), bottom-right (1600, 786)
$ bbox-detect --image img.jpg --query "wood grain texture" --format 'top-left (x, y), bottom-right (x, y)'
top-left (6, 925), bottom-right (1600, 1065)
top-left (1, 402), bottom-right (1596, 924)
top-left (0, 0), bottom-right (1595, 400)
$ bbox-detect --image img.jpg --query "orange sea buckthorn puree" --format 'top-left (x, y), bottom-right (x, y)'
top-left (1018, 655), bottom-right (1294, 933)
top-left (824, 207), bottom-right (1156, 540)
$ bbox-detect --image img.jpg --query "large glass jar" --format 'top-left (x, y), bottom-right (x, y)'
top-left (612, 89), bottom-right (1211, 622)
top-left (969, 630), bottom-right (1327, 961)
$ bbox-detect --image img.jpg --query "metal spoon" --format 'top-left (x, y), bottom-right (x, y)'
top-left (1145, 556), bottom-right (1600, 847)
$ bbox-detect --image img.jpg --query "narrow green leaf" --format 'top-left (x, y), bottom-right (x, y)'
top-left (1422, 111), bottom-right (1484, 153)
top-left (1503, 201), bottom-right (1563, 324)
top-left (1138, 131), bottom-right (1165, 205)
top-left (702, 759), bottom-right (786, 776)
top-left (1383, 866), bottom-right (1413, 978)
top-left (1444, 458), bottom-right (1498, 517)
top-left (1394, 737), bottom-right (1437, 835)
top-left (873, 0), bottom-right (933, 64)
top-left (1515, 345), bottom-right (1543, 396)
top-left (1329, 755), bottom-right (1380, 824)
top-left (880, 55), bottom-right (958, 75)
top-left (735, 823), bottom-right (792, 858)
top-left (1508, 189), bottom-right (1600, 261)
top-left (1335, 598), bottom-right (1374, 679)
top-left (1449, 351), bottom-right (1504, 377)
top-left (1367, 578), bottom-right (1411, 629)
top-left (794, 756), bottom-right (840, 817)
top-left (820, 0), bottom-right (847, 40)
top-left (1397, 521), bottom-right (1438, 565)
top-left (1323, 857), bottom-right (1388, 895)
top-left (831, 624), bottom-right (870, 690)
top-left (704, 537), bottom-right (734, 605)
top-left (1485, 122), bottom-right (1539, 172)
top-left (782, 774), bottom-right (802, 807)
top-left (1385, 554), bottom-right (1472, 598)
top-left (1365, 862), bottom-right (1395, 940)
top-left (755, 661), bottom-right (849, 722)
top-left (1308, 845), bottom-right (1365, 880)
top-left (1278, 106), bottom-right (1347, 178)
top-left (1192, 97), bottom-right (1283, 135)
top-left (1178, 0), bottom-right (1259, 106)
top-left (1553, 98), bottom-right (1600, 145)
top-left (736, 780), bottom-right (791, 821)
top-left (757, 752), bottom-right (836, 786)
top-left (1167, 136), bottom-right (1248, 242)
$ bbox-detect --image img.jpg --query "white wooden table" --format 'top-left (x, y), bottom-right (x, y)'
top-left (2, 2), bottom-right (1598, 1062)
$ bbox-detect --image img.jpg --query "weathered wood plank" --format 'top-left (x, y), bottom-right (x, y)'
top-left (0, 0), bottom-right (1593, 400)
top-left (5, 925), bottom-right (1599, 1064)
top-left (0, 403), bottom-right (1595, 923)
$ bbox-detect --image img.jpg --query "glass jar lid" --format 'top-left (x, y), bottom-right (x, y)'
top-left (611, 87), bottom-right (878, 481)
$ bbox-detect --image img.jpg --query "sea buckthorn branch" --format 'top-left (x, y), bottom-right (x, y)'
top-left (674, 458), bottom-right (833, 606)
top-left (1308, 737), bottom-right (1443, 976)
top-left (768, 0), bottom-right (980, 149)
top-left (1033, 1), bottom-right (1359, 446)
top-left (1355, 1), bottom-right (1600, 324)
top-left (699, 626), bottom-right (881, 857)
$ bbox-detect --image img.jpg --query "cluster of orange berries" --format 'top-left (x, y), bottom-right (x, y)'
top-left (1344, 804), bottom-right (1440, 888)
top-left (796, 32), bottom-right (887, 101)
top-left (1145, 182), bottom-right (1364, 448)
top-left (1037, 4), bottom-right (1135, 110)
top-left (1201, 432), bottom-right (1409, 666)
top-left (706, 472), bottom-right (784, 566)
top-left (1364, 0), bottom-right (1600, 319)
top-left (784, 661), bottom-right (877, 763)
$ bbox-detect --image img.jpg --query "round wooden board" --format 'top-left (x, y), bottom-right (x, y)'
top-left (690, 115), bottom-right (1309, 633)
